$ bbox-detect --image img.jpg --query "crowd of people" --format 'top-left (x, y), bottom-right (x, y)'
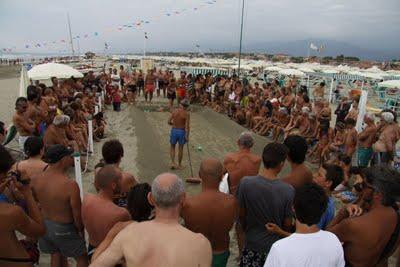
top-left (1, 65), bottom-right (400, 267)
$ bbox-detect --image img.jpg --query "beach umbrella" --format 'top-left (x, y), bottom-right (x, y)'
top-left (265, 66), bottom-right (282, 72)
top-left (28, 63), bottom-right (83, 80)
top-left (378, 80), bottom-right (400, 89)
top-left (278, 68), bottom-right (305, 77)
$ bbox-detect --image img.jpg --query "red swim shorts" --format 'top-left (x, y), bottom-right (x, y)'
top-left (145, 84), bottom-right (155, 93)
top-left (177, 87), bottom-right (186, 98)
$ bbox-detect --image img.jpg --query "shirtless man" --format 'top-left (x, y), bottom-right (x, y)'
top-left (91, 173), bottom-right (212, 267)
top-left (26, 85), bottom-right (46, 130)
top-left (31, 145), bottom-right (88, 267)
top-left (168, 99), bottom-right (190, 169)
top-left (182, 158), bottom-right (237, 267)
top-left (345, 100), bottom-right (359, 121)
top-left (282, 135), bottom-right (313, 189)
top-left (313, 82), bottom-right (325, 99)
top-left (344, 118), bottom-right (358, 158)
top-left (0, 145), bottom-right (45, 267)
top-left (43, 115), bottom-right (79, 151)
top-left (144, 69), bottom-right (156, 102)
top-left (223, 132), bottom-right (261, 195)
top-left (82, 165), bottom-right (130, 261)
top-left (357, 113), bottom-right (377, 167)
top-left (13, 97), bottom-right (35, 150)
top-left (372, 112), bottom-right (400, 165)
top-left (101, 140), bottom-right (137, 207)
top-left (18, 136), bottom-right (46, 179)
top-left (328, 166), bottom-right (400, 267)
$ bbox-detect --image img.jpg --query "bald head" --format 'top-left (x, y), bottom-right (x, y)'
top-left (151, 173), bottom-right (185, 209)
top-left (95, 165), bottom-right (122, 190)
top-left (199, 158), bottom-right (223, 185)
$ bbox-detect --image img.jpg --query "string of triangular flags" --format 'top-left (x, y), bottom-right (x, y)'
top-left (1, 0), bottom-right (217, 52)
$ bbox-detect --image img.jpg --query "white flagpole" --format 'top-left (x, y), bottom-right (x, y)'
top-left (73, 153), bottom-right (83, 200)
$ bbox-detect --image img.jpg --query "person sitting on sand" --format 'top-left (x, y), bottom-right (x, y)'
top-left (13, 97), bottom-right (36, 150)
top-left (182, 158), bottom-right (237, 267)
top-left (0, 145), bottom-right (46, 267)
top-left (91, 173), bottom-right (212, 267)
top-left (43, 115), bottom-right (79, 151)
top-left (31, 145), bottom-right (88, 267)
top-left (271, 107), bottom-right (290, 141)
top-left (168, 99), bottom-right (190, 170)
top-left (82, 165), bottom-right (130, 262)
top-left (282, 135), bottom-right (313, 189)
top-left (322, 122), bottom-right (346, 162)
top-left (101, 140), bottom-right (137, 207)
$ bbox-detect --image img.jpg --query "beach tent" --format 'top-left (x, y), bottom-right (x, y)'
top-left (378, 80), bottom-right (400, 89)
top-left (28, 63), bottom-right (84, 80)
top-left (278, 69), bottom-right (305, 77)
top-left (19, 66), bottom-right (29, 97)
top-left (264, 66), bottom-right (282, 72)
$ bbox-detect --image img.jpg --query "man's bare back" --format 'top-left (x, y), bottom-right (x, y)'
top-left (82, 194), bottom-right (130, 247)
top-left (282, 164), bottom-right (313, 189)
top-left (31, 169), bottom-right (77, 223)
top-left (224, 151), bottom-right (261, 194)
top-left (182, 191), bottom-right (237, 253)
top-left (102, 220), bottom-right (211, 267)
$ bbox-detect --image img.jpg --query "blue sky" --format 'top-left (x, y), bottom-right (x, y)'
top-left (0, 0), bottom-right (399, 54)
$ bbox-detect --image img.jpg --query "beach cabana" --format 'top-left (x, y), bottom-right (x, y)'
top-left (28, 63), bottom-right (84, 80)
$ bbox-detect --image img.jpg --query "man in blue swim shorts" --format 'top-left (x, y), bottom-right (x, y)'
top-left (168, 99), bottom-right (190, 169)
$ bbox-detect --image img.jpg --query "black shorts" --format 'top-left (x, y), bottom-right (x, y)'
top-left (127, 85), bottom-right (137, 93)
top-left (167, 92), bottom-right (176, 100)
top-left (158, 81), bottom-right (165, 88)
top-left (138, 80), bottom-right (144, 87)
top-left (120, 79), bottom-right (125, 87)
top-left (218, 90), bottom-right (225, 97)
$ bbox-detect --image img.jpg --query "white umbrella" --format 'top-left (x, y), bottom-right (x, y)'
top-left (278, 68), bottom-right (305, 77)
top-left (265, 66), bottom-right (282, 72)
top-left (323, 69), bottom-right (339, 74)
top-left (378, 80), bottom-right (400, 89)
top-left (299, 67), bottom-right (315, 73)
top-left (28, 63), bottom-right (84, 80)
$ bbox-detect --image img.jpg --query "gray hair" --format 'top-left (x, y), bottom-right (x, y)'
top-left (53, 115), bottom-right (70, 126)
top-left (151, 173), bottom-right (185, 209)
top-left (382, 112), bottom-right (394, 123)
top-left (238, 131), bottom-right (254, 149)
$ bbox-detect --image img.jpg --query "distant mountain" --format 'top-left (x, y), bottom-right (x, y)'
top-left (243, 39), bottom-right (400, 61)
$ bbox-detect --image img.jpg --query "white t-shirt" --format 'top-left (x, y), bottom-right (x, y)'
top-left (264, 230), bottom-right (345, 267)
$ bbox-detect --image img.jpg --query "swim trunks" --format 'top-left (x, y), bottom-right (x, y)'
top-left (38, 220), bottom-right (86, 258)
top-left (212, 251), bottom-right (230, 267)
top-left (145, 84), bottom-right (155, 93)
top-left (357, 147), bottom-right (373, 167)
top-left (170, 128), bottom-right (186, 145)
top-left (240, 248), bottom-right (267, 267)
top-left (177, 87), bottom-right (186, 98)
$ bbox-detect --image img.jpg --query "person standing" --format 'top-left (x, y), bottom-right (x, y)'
top-left (144, 69), bottom-right (156, 103)
top-left (282, 135), bottom-right (313, 189)
top-left (31, 145), bottom-right (88, 267)
top-left (182, 158), bottom-right (237, 267)
top-left (264, 183), bottom-right (345, 267)
top-left (91, 173), bottom-right (212, 267)
top-left (168, 100), bottom-right (190, 170)
top-left (82, 165), bottom-right (130, 261)
top-left (236, 143), bottom-right (294, 267)
top-left (357, 113), bottom-right (377, 167)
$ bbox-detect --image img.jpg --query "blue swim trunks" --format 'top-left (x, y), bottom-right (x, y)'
top-left (170, 128), bottom-right (186, 145)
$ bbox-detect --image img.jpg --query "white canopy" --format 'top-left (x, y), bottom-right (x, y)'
top-left (378, 80), bottom-right (400, 89)
top-left (278, 68), bottom-right (305, 77)
top-left (28, 63), bottom-right (84, 80)
top-left (265, 66), bottom-right (282, 72)
top-left (323, 69), bottom-right (339, 74)
top-left (19, 66), bottom-right (29, 97)
top-left (298, 67), bottom-right (315, 73)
